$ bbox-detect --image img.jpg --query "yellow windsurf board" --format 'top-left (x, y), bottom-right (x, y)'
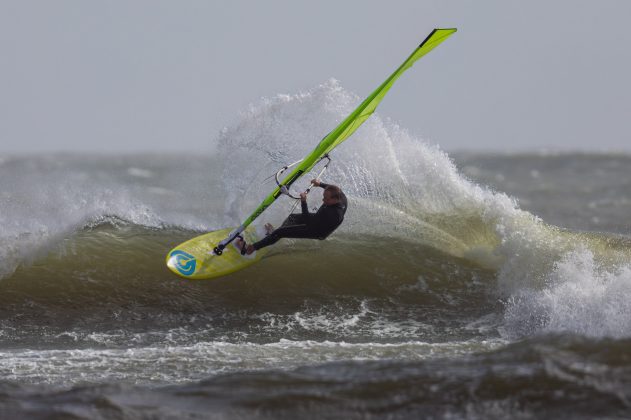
top-left (166, 227), bottom-right (265, 280)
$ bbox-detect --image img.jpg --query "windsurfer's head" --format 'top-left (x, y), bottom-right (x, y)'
top-left (323, 185), bottom-right (341, 205)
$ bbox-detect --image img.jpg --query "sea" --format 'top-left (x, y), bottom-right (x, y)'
top-left (2, 81), bottom-right (631, 419)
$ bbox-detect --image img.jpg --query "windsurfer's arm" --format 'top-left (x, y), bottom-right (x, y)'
top-left (310, 179), bottom-right (331, 189)
top-left (300, 192), bottom-right (309, 215)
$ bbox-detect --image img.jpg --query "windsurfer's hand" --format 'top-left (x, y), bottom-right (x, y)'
top-left (311, 179), bottom-right (321, 187)
top-left (300, 192), bottom-right (308, 202)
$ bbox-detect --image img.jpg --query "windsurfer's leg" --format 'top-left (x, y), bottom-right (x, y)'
top-left (252, 224), bottom-right (319, 251)
top-left (280, 213), bottom-right (307, 228)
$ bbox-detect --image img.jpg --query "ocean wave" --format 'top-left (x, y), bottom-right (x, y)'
top-left (0, 222), bottom-right (495, 309)
top-left (1, 335), bottom-right (629, 419)
top-left (2, 82), bottom-right (631, 341)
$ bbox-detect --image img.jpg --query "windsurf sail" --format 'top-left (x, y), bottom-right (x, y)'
top-left (214, 28), bottom-right (456, 254)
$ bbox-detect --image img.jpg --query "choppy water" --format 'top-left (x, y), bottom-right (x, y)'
top-left (2, 81), bottom-right (631, 419)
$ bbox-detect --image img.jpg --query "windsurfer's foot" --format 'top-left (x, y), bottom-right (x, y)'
top-left (234, 237), bottom-right (255, 255)
top-left (234, 237), bottom-right (247, 252)
top-left (264, 223), bottom-right (274, 236)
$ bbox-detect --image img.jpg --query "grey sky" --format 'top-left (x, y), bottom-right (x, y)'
top-left (1, 1), bottom-right (630, 153)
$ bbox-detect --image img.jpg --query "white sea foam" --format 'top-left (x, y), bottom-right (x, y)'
top-left (0, 338), bottom-right (505, 386)
top-left (502, 248), bottom-right (631, 338)
top-left (0, 168), bottom-right (164, 278)
top-left (127, 167), bottom-right (154, 178)
top-left (214, 80), bottom-right (520, 259)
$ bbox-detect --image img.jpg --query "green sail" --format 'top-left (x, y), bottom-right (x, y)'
top-left (219, 28), bottom-right (456, 249)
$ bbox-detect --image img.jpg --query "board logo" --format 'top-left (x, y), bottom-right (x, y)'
top-left (170, 250), bottom-right (197, 276)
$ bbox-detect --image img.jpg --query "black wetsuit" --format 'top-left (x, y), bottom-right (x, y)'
top-left (252, 183), bottom-right (347, 251)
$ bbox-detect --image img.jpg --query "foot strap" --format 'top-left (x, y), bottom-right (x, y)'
top-left (236, 235), bottom-right (248, 255)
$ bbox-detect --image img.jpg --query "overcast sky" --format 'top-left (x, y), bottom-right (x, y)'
top-left (1, 1), bottom-right (630, 153)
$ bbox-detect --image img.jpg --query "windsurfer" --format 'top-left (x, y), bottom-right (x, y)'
top-left (236, 179), bottom-right (347, 254)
